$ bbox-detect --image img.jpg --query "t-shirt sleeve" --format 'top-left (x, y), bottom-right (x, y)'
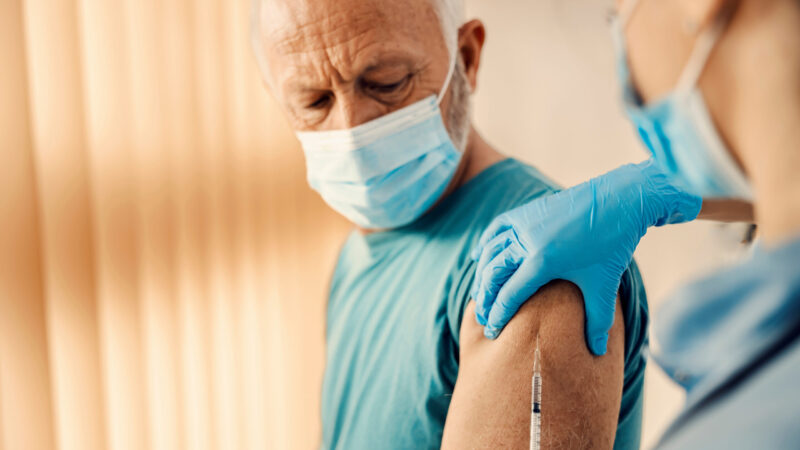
top-left (445, 260), bottom-right (478, 352)
top-left (619, 260), bottom-right (649, 377)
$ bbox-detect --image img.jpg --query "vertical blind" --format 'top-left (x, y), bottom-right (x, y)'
top-left (0, 0), bottom-right (350, 449)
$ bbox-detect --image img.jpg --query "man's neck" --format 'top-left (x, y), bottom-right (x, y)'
top-left (446, 126), bottom-right (506, 193)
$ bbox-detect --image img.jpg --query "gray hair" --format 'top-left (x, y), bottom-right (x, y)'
top-left (445, 56), bottom-right (472, 151)
top-left (249, 0), bottom-right (465, 83)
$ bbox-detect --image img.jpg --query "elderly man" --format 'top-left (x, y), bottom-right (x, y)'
top-left (251, 0), bottom-right (648, 448)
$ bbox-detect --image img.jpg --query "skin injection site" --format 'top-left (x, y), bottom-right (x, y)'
top-left (2, 0), bottom-right (799, 449)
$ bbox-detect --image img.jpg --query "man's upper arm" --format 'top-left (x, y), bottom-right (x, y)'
top-left (441, 281), bottom-right (625, 449)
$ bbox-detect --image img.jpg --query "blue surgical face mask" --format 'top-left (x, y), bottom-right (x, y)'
top-left (611, 0), bottom-right (753, 200)
top-left (296, 55), bottom-right (462, 229)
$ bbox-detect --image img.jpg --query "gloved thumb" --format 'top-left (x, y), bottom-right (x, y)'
top-left (484, 258), bottom-right (549, 339)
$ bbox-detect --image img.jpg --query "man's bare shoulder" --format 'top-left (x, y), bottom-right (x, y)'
top-left (462, 282), bottom-right (592, 353)
top-left (442, 281), bottom-right (625, 449)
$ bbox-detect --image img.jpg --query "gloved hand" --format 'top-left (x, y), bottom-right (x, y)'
top-left (470, 159), bottom-right (702, 355)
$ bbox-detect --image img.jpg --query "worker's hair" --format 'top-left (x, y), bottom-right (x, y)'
top-left (249, 0), bottom-right (464, 84)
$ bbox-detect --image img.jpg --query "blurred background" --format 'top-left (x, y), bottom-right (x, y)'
top-left (0, 0), bottom-right (750, 449)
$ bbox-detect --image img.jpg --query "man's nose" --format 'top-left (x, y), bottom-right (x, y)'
top-left (331, 94), bottom-right (387, 130)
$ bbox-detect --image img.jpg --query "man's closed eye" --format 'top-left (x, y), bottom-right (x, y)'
top-left (361, 74), bottom-right (412, 102)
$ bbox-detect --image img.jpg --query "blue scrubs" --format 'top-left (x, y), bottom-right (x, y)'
top-left (321, 159), bottom-right (649, 449)
top-left (654, 237), bottom-right (800, 449)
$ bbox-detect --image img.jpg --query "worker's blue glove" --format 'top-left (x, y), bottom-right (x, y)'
top-left (470, 159), bottom-right (702, 355)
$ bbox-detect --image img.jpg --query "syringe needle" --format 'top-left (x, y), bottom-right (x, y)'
top-left (531, 335), bottom-right (542, 450)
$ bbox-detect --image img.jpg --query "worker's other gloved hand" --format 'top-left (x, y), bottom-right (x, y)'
top-left (470, 159), bottom-right (702, 355)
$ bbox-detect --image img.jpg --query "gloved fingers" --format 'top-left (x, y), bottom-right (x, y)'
top-left (483, 258), bottom-right (548, 339)
top-left (474, 243), bottom-right (523, 326)
top-left (567, 269), bottom-right (622, 356)
top-left (584, 295), bottom-right (616, 356)
top-left (471, 229), bottom-right (516, 300)
top-left (470, 215), bottom-right (512, 261)
top-left (583, 290), bottom-right (617, 356)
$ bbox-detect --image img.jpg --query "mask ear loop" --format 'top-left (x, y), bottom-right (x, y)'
top-left (436, 48), bottom-right (459, 107)
top-left (618, 0), bottom-right (643, 28)
top-left (675, 4), bottom-right (736, 93)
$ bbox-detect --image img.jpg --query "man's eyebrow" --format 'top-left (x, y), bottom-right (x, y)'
top-left (360, 55), bottom-right (417, 75)
top-left (281, 71), bottom-right (320, 95)
top-left (282, 52), bottom-right (421, 93)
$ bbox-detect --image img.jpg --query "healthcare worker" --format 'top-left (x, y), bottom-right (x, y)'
top-left (471, 0), bottom-right (800, 447)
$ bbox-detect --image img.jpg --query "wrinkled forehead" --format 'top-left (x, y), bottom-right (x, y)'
top-left (256, 0), bottom-right (448, 86)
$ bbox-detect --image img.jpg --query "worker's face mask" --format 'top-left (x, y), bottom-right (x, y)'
top-left (611, 0), bottom-right (753, 200)
top-left (296, 55), bottom-right (462, 229)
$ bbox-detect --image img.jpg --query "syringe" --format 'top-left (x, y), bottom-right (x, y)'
top-left (530, 336), bottom-right (542, 450)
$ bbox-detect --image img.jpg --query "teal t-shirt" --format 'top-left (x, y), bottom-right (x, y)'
top-left (322, 159), bottom-right (648, 449)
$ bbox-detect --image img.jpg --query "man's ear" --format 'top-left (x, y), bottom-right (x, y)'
top-left (457, 19), bottom-right (486, 92)
top-left (677, 0), bottom-right (728, 33)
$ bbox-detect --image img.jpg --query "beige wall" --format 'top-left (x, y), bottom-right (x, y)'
top-left (466, 1), bottom-right (752, 447)
top-left (0, 0), bottom-right (750, 449)
top-left (1, 0), bottom-right (349, 448)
